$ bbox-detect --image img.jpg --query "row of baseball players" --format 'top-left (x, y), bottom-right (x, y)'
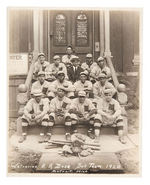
top-left (32, 46), bottom-right (111, 84)
top-left (19, 71), bottom-right (126, 144)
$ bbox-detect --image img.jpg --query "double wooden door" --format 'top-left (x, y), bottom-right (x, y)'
top-left (48, 10), bottom-right (93, 62)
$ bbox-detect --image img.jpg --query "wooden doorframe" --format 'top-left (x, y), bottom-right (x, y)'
top-left (47, 10), bottom-right (94, 61)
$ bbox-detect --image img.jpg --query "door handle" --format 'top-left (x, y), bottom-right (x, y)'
top-left (49, 31), bottom-right (53, 38)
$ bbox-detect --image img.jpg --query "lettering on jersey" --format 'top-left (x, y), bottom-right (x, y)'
top-left (84, 105), bottom-right (89, 112)
top-left (39, 104), bottom-right (44, 111)
top-left (62, 102), bottom-right (67, 109)
top-left (108, 104), bottom-right (114, 112)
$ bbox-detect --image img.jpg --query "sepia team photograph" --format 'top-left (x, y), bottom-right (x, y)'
top-left (7, 7), bottom-right (141, 176)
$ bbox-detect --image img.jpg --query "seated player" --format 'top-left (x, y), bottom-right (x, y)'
top-left (49, 87), bottom-right (72, 140)
top-left (45, 72), bottom-right (56, 101)
top-left (51, 71), bottom-right (75, 98)
top-left (90, 56), bottom-right (111, 83)
top-left (62, 45), bottom-right (76, 66)
top-left (95, 89), bottom-right (126, 144)
top-left (69, 91), bottom-right (99, 139)
top-left (67, 56), bottom-right (84, 83)
top-left (45, 70), bottom-right (56, 82)
top-left (81, 53), bottom-right (97, 74)
top-left (45, 55), bottom-right (68, 80)
top-left (74, 71), bottom-right (93, 98)
top-left (31, 71), bottom-right (50, 98)
top-left (33, 53), bottom-right (49, 82)
top-left (19, 89), bottom-right (51, 143)
top-left (93, 73), bottom-right (116, 99)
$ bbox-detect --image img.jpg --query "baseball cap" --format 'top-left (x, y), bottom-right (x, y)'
top-left (57, 71), bottom-right (65, 75)
top-left (38, 52), bottom-right (45, 57)
top-left (31, 89), bottom-right (43, 96)
top-left (97, 56), bottom-right (104, 62)
top-left (57, 87), bottom-right (66, 92)
top-left (71, 56), bottom-right (80, 61)
top-left (38, 71), bottom-right (45, 76)
top-left (104, 88), bottom-right (112, 94)
top-left (53, 55), bottom-right (60, 60)
top-left (78, 91), bottom-right (86, 97)
top-left (98, 73), bottom-right (106, 78)
top-left (86, 53), bottom-right (92, 58)
top-left (80, 71), bottom-right (88, 76)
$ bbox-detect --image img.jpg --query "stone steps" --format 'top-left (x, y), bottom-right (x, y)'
top-left (17, 116), bottom-right (127, 136)
top-left (17, 123), bottom-right (117, 136)
top-left (31, 125), bottom-right (117, 135)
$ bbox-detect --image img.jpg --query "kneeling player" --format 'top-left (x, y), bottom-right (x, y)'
top-left (19, 89), bottom-right (50, 143)
top-left (69, 91), bottom-right (99, 139)
top-left (49, 87), bottom-right (72, 140)
top-left (95, 89), bottom-right (126, 144)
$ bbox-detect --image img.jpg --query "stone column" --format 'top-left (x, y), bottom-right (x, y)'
top-left (39, 10), bottom-right (43, 53)
top-left (33, 9), bottom-right (44, 53)
top-left (48, 11), bottom-right (51, 62)
top-left (104, 10), bottom-right (111, 57)
top-left (99, 10), bottom-right (105, 56)
top-left (25, 9), bottom-right (42, 88)
top-left (132, 11), bottom-right (140, 66)
top-left (33, 9), bottom-right (39, 55)
top-left (92, 11), bottom-right (95, 60)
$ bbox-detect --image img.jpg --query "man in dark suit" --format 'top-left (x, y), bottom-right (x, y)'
top-left (67, 56), bottom-right (84, 83)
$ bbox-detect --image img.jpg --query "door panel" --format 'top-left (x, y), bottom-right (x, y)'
top-left (49, 11), bottom-right (72, 57)
top-left (72, 11), bottom-right (92, 54)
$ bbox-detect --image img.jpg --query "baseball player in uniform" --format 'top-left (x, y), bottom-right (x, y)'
top-left (45, 55), bottom-right (68, 80)
top-left (81, 53), bottom-right (97, 73)
top-left (51, 71), bottom-right (75, 98)
top-left (90, 56), bottom-right (111, 82)
top-left (74, 71), bottom-right (93, 98)
top-left (95, 89), bottom-right (126, 144)
top-left (93, 73), bottom-right (116, 99)
top-left (45, 70), bottom-right (56, 82)
top-left (31, 71), bottom-right (50, 97)
top-left (49, 87), bottom-right (72, 140)
top-left (69, 91), bottom-right (99, 138)
top-left (33, 53), bottom-right (49, 82)
top-left (62, 46), bottom-right (76, 66)
top-left (19, 89), bottom-right (50, 143)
